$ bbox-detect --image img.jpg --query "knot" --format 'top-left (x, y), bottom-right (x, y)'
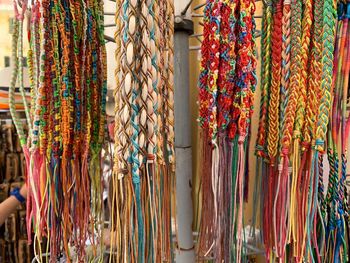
top-left (255, 150), bottom-right (266, 159)
top-left (315, 139), bottom-right (325, 152)
top-left (147, 154), bottom-right (155, 161)
top-left (278, 163), bottom-right (283, 172)
top-left (301, 141), bottom-right (310, 151)
top-left (293, 130), bottom-right (301, 139)
top-left (315, 139), bottom-right (324, 146)
top-left (117, 169), bottom-right (128, 180)
top-left (132, 176), bottom-right (140, 184)
top-left (281, 147), bottom-right (289, 157)
top-left (238, 134), bottom-right (246, 144)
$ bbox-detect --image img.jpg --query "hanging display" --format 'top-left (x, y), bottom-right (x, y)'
top-left (9, 0), bottom-right (107, 260)
top-left (256, 0), bottom-right (350, 262)
top-left (197, 0), bottom-right (257, 261)
top-left (111, 0), bottom-right (176, 261)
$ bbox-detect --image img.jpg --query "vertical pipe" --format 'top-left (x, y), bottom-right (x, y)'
top-left (173, 12), bottom-right (195, 262)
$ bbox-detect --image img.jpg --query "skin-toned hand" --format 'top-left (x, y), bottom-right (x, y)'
top-left (19, 184), bottom-right (27, 198)
top-left (0, 184), bottom-right (27, 226)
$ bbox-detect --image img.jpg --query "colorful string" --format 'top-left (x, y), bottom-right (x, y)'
top-left (197, 0), bottom-right (257, 261)
top-left (9, 0), bottom-right (107, 260)
top-left (257, 0), bottom-right (350, 262)
top-left (111, 0), bottom-right (175, 262)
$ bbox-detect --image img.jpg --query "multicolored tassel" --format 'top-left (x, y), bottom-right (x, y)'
top-left (111, 0), bottom-right (176, 262)
top-left (197, 0), bottom-right (257, 261)
top-left (9, 0), bottom-right (107, 260)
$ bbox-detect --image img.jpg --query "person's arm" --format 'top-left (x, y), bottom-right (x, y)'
top-left (0, 185), bottom-right (27, 226)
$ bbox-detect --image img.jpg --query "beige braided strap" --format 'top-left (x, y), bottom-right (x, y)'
top-left (165, 0), bottom-right (175, 171)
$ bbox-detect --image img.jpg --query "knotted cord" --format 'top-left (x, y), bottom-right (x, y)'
top-left (257, 0), bottom-right (350, 261)
top-left (197, 0), bottom-right (257, 261)
top-left (9, 0), bottom-right (107, 260)
top-left (111, 0), bottom-right (175, 261)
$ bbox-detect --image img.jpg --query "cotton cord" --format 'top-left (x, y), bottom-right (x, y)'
top-left (9, 0), bottom-right (107, 260)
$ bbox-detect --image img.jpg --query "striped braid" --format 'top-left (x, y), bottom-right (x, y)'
top-left (70, 0), bottom-right (82, 156)
top-left (157, 0), bottom-right (167, 164)
top-left (118, 0), bottom-right (133, 177)
top-left (320, 2), bottom-right (337, 256)
top-left (113, 0), bottom-right (125, 180)
top-left (84, 0), bottom-right (93, 157)
top-left (38, 0), bottom-right (52, 154)
top-left (165, 0), bottom-right (175, 169)
top-left (203, 0), bottom-right (221, 141)
top-left (293, 0), bottom-right (313, 144)
top-left (126, 0), bottom-right (144, 258)
top-left (27, 39), bottom-right (35, 123)
top-left (139, 0), bottom-right (150, 162)
top-left (9, 18), bottom-right (26, 145)
top-left (147, 0), bottom-right (158, 159)
top-left (279, 0), bottom-right (291, 152)
top-left (90, 12), bottom-right (100, 151)
top-left (315, 0), bottom-right (336, 152)
top-left (302, 0), bottom-right (323, 148)
top-left (274, 0), bottom-right (291, 259)
top-left (289, 6), bottom-right (313, 256)
top-left (30, 9), bottom-right (44, 151)
top-left (310, 0), bottom-right (323, 144)
top-left (255, 0), bottom-right (272, 158)
top-left (267, 0), bottom-right (282, 161)
top-left (226, 0), bottom-right (238, 141)
top-left (57, 0), bottom-right (72, 159)
top-left (31, 6), bottom-right (39, 124)
top-left (27, 17), bottom-right (35, 126)
top-left (197, 0), bottom-right (214, 130)
top-left (164, 3), bottom-right (176, 260)
top-left (216, 0), bottom-right (236, 136)
top-left (96, 0), bottom-right (107, 150)
top-left (280, 0), bottom-right (302, 154)
top-left (17, 18), bottom-right (31, 141)
top-left (51, 0), bottom-right (62, 158)
top-left (236, 0), bottom-right (256, 138)
top-left (302, 2), bottom-right (325, 254)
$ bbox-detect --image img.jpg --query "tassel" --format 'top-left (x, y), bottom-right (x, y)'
top-left (235, 135), bottom-right (246, 262)
top-left (197, 131), bottom-right (214, 259)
